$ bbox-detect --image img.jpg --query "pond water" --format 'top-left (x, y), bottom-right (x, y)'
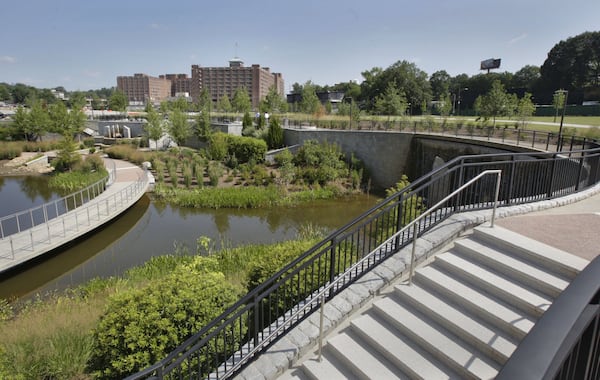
top-left (0, 176), bottom-right (381, 300)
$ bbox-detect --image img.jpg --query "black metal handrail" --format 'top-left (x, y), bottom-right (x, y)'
top-left (127, 137), bottom-right (600, 379)
top-left (496, 255), bottom-right (600, 380)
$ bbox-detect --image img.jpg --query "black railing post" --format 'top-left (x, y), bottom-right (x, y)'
top-left (507, 156), bottom-right (516, 203)
top-left (576, 152), bottom-right (586, 191)
top-left (253, 294), bottom-right (260, 346)
top-left (394, 194), bottom-right (404, 251)
top-left (516, 129), bottom-right (521, 146)
top-left (547, 154), bottom-right (557, 198)
top-left (532, 131), bottom-right (536, 148)
top-left (546, 132), bottom-right (552, 151)
top-left (328, 237), bottom-right (337, 297)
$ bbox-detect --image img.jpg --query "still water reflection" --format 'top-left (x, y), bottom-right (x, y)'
top-left (0, 176), bottom-right (380, 299)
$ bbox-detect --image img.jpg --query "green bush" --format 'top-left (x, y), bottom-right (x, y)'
top-left (207, 133), bottom-right (228, 161)
top-left (89, 266), bottom-right (243, 379)
top-left (265, 116), bottom-right (284, 149)
top-left (227, 135), bottom-right (267, 164)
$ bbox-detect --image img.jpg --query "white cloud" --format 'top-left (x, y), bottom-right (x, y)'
top-left (0, 56), bottom-right (16, 63)
top-left (83, 70), bottom-right (101, 78)
top-left (508, 33), bottom-right (528, 46)
top-left (149, 23), bottom-right (167, 30)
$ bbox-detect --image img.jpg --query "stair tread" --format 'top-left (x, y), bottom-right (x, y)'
top-left (416, 265), bottom-right (535, 338)
top-left (473, 225), bottom-right (589, 275)
top-left (456, 238), bottom-right (570, 295)
top-left (435, 252), bottom-right (554, 316)
top-left (394, 283), bottom-right (517, 362)
top-left (374, 297), bottom-right (500, 380)
top-left (302, 351), bottom-right (354, 380)
top-left (352, 314), bottom-right (460, 379)
top-left (328, 333), bottom-right (405, 379)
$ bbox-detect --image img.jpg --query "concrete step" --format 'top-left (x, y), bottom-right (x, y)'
top-left (434, 252), bottom-right (553, 318)
top-left (472, 225), bottom-right (588, 279)
top-left (301, 350), bottom-right (358, 380)
top-left (453, 237), bottom-right (569, 298)
top-left (415, 266), bottom-right (535, 340)
top-left (327, 332), bottom-right (406, 379)
top-left (351, 313), bottom-right (461, 379)
top-left (373, 297), bottom-right (500, 380)
top-left (393, 283), bottom-right (517, 365)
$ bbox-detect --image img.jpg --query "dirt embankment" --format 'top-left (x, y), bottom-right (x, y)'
top-left (0, 153), bottom-right (54, 176)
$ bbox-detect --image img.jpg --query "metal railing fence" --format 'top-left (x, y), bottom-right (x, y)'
top-left (0, 161), bottom-right (116, 240)
top-left (127, 142), bottom-right (600, 380)
top-left (0, 162), bottom-right (148, 259)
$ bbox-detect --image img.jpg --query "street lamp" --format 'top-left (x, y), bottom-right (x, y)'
top-left (457, 87), bottom-right (468, 117)
top-left (346, 96), bottom-right (353, 130)
top-left (555, 89), bottom-right (568, 152)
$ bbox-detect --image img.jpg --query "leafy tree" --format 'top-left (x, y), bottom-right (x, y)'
top-left (299, 81), bottom-right (320, 114)
top-left (11, 83), bottom-right (34, 104)
top-left (195, 89), bottom-right (211, 112)
top-left (374, 83), bottom-right (407, 118)
top-left (68, 91), bottom-right (87, 109)
top-left (242, 111), bottom-right (253, 130)
top-left (265, 116), bottom-right (284, 149)
top-left (232, 87), bottom-right (251, 113)
top-left (195, 108), bottom-right (211, 140)
top-left (429, 70), bottom-right (451, 100)
top-left (0, 83), bottom-right (10, 101)
top-left (144, 106), bottom-right (164, 150)
top-left (216, 94), bottom-right (232, 113)
top-left (53, 135), bottom-right (81, 172)
top-left (540, 31), bottom-right (600, 90)
top-left (360, 60), bottom-right (431, 114)
top-left (552, 90), bottom-right (567, 123)
top-left (11, 106), bottom-right (32, 140)
top-left (474, 80), bottom-right (516, 126)
top-left (260, 86), bottom-right (286, 113)
top-left (512, 65), bottom-right (540, 91)
top-left (516, 93), bottom-right (536, 128)
top-left (168, 109), bottom-right (191, 147)
top-left (27, 99), bottom-right (50, 140)
top-left (108, 90), bottom-right (128, 112)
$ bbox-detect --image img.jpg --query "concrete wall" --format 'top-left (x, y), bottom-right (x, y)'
top-left (284, 128), bottom-right (537, 189)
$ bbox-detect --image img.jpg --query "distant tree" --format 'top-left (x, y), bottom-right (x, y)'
top-left (53, 135), bottom-right (81, 172)
top-left (68, 91), bottom-right (87, 109)
top-left (332, 81), bottom-right (361, 100)
top-left (170, 97), bottom-right (189, 112)
top-left (0, 83), bottom-right (10, 101)
top-left (299, 82), bottom-right (320, 114)
top-left (27, 100), bottom-right (50, 140)
top-left (90, 94), bottom-right (103, 110)
top-left (195, 89), bottom-right (211, 112)
top-left (11, 106), bottom-right (32, 140)
top-left (552, 90), bottom-right (567, 123)
top-left (108, 90), bottom-right (127, 112)
top-left (48, 101), bottom-right (70, 134)
top-left (516, 93), bottom-right (536, 128)
top-left (540, 31), bottom-right (600, 90)
top-left (429, 70), bottom-right (451, 100)
top-left (512, 65), bottom-right (540, 91)
top-left (265, 116), bottom-right (284, 149)
top-left (260, 86), bottom-right (285, 113)
top-left (11, 83), bottom-right (33, 104)
top-left (144, 106), bottom-right (164, 150)
top-left (374, 83), bottom-right (407, 118)
top-left (216, 94), bottom-right (232, 113)
top-left (360, 60), bottom-right (431, 114)
top-left (168, 109), bottom-right (191, 147)
top-left (195, 108), bottom-right (211, 141)
top-left (232, 87), bottom-right (251, 113)
top-left (242, 111), bottom-right (253, 128)
top-left (474, 80), bottom-right (516, 126)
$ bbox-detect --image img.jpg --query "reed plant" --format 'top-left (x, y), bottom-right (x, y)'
top-left (0, 142), bottom-right (23, 160)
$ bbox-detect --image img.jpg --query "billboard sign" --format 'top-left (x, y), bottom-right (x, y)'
top-left (481, 58), bottom-right (501, 70)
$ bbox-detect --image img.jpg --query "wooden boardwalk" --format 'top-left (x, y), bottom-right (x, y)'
top-left (0, 158), bottom-right (150, 274)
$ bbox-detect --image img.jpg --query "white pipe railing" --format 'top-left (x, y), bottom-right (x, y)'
top-left (1, 164), bottom-right (148, 259)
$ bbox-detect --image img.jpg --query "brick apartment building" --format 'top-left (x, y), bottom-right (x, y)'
top-left (191, 58), bottom-right (284, 109)
top-left (116, 73), bottom-right (172, 104)
top-left (117, 59), bottom-right (283, 109)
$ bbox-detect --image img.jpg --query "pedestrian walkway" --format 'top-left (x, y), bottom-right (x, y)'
top-left (496, 191), bottom-right (600, 261)
top-left (0, 158), bottom-right (150, 274)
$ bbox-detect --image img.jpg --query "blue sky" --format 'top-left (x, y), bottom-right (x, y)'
top-left (1, 0), bottom-right (599, 92)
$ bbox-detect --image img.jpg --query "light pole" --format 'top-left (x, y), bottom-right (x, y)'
top-left (555, 89), bottom-right (568, 152)
top-left (346, 96), bottom-right (353, 130)
top-left (457, 87), bottom-right (468, 117)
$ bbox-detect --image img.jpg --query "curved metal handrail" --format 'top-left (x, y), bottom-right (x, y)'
top-left (128, 140), bottom-right (600, 379)
top-left (0, 163), bottom-right (116, 240)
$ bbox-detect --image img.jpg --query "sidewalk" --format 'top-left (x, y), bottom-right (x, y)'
top-left (496, 191), bottom-right (600, 261)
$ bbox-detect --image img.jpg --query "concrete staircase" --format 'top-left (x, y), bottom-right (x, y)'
top-left (279, 225), bottom-right (588, 380)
